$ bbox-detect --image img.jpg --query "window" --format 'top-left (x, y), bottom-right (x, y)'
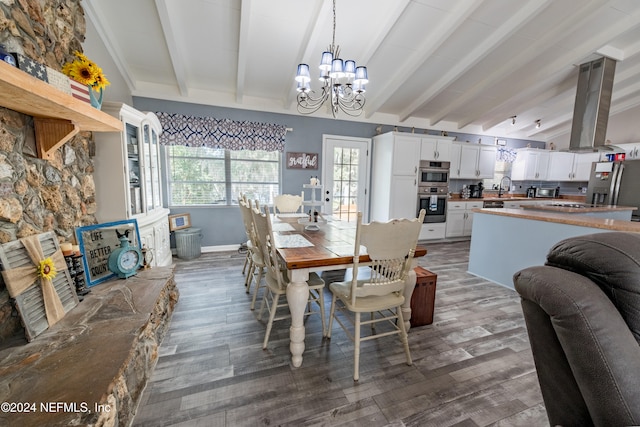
top-left (166, 145), bottom-right (280, 206)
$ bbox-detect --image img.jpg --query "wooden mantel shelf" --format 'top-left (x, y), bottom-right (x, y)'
top-left (0, 60), bottom-right (123, 160)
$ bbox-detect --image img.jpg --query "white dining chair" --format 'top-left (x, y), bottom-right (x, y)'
top-left (251, 203), bottom-right (326, 349)
top-left (273, 193), bottom-right (303, 214)
top-left (326, 209), bottom-right (425, 381)
top-left (239, 195), bottom-right (266, 310)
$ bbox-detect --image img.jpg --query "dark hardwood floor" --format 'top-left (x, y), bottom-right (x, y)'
top-left (133, 240), bottom-right (548, 426)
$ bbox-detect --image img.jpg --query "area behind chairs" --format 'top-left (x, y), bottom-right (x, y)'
top-left (327, 209), bottom-right (425, 382)
top-left (513, 232), bottom-right (640, 427)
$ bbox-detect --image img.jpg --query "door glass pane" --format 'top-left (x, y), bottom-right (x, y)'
top-left (332, 147), bottom-right (359, 221)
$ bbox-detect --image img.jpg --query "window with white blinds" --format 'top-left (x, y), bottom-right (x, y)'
top-left (166, 145), bottom-right (280, 206)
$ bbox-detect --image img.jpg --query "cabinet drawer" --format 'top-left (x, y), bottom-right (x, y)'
top-left (447, 202), bottom-right (466, 211)
top-left (419, 223), bottom-right (446, 240)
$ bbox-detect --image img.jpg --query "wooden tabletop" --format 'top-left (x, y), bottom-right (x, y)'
top-left (273, 215), bottom-right (427, 270)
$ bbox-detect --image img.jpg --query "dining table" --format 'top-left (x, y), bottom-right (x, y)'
top-left (271, 213), bottom-right (427, 368)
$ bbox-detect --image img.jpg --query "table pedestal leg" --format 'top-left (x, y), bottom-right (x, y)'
top-left (287, 269), bottom-right (310, 368)
top-left (402, 265), bottom-right (417, 333)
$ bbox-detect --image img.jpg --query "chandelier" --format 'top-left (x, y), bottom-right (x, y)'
top-left (294, 0), bottom-right (368, 117)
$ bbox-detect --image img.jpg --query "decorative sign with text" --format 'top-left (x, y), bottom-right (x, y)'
top-left (286, 152), bottom-right (319, 169)
top-left (75, 219), bottom-right (141, 287)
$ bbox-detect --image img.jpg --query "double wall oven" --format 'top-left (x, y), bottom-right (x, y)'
top-left (417, 161), bottom-right (449, 223)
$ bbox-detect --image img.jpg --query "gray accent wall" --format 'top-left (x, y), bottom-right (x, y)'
top-left (133, 97), bottom-right (543, 249)
top-left (133, 97), bottom-right (378, 248)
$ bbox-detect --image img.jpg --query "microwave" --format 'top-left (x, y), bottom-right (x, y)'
top-left (419, 161), bottom-right (450, 187)
top-left (535, 187), bottom-right (559, 198)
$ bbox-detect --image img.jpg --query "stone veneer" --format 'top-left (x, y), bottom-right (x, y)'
top-left (0, 267), bottom-right (179, 426)
top-left (0, 0), bottom-right (95, 340)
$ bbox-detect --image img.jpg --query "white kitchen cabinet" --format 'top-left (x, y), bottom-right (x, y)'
top-left (446, 201), bottom-right (482, 237)
top-left (511, 148), bottom-right (550, 181)
top-left (419, 135), bottom-right (455, 161)
top-left (371, 132), bottom-right (420, 221)
top-left (547, 152), bottom-right (574, 181)
top-left (450, 142), bottom-right (497, 179)
top-left (93, 102), bottom-right (172, 267)
top-left (547, 151), bottom-right (599, 181)
top-left (573, 152), bottom-right (601, 181)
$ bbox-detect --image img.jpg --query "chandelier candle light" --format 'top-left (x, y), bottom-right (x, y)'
top-left (295, 0), bottom-right (368, 117)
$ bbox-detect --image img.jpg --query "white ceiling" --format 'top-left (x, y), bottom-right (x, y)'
top-left (83, 0), bottom-right (640, 147)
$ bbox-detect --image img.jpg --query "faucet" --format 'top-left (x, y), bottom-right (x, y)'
top-left (498, 176), bottom-right (512, 198)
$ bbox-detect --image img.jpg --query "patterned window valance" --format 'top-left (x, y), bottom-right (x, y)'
top-left (156, 112), bottom-right (287, 152)
top-left (497, 147), bottom-right (517, 163)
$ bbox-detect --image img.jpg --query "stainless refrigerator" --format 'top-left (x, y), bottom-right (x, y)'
top-left (586, 160), bottom-right (640, 221)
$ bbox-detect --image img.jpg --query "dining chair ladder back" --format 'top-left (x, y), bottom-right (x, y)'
top-left (251, 203), bottom-right (327, 349)
top-left (327, 209), bottom-right (425, 381)
top-left (273, 193), bottom-right (303, 214)
top-left (239, 196), bottom-right (266, 309)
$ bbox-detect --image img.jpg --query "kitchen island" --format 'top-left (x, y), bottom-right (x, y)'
top-left (519, 202), bottom-right (635, 220)
top-left (467, 207), bottom-right (640, 289)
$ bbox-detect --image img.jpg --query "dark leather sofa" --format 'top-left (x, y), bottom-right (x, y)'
top-left (513, 232), bottom-right (640, 427)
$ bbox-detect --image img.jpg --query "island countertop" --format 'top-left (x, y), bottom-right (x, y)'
top-left (518, 203), bottom-right (636, 213)
top-left (474, 207), bottom-right (640, 232)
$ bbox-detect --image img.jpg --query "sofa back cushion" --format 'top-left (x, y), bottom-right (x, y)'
top-left (545, 232), bottom-right (640, 344)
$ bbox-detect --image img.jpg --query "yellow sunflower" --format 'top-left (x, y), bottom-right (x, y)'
top-left (62, 51), bottom-right (110, 91)
top-left (37, 257), bottom-right (57, 281)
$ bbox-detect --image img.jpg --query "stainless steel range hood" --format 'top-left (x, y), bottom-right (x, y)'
top-left (568, 57), bottom-right (616, 151)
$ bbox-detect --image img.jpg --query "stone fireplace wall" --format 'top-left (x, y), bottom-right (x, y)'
top-left (0, 0), bottom-right (95, 341)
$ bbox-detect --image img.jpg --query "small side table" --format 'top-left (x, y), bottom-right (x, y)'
top-left (410, 266), bottom-right (437, 327)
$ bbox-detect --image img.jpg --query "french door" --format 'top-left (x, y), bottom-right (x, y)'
top-left (321, 135), bottom-right (371, 222)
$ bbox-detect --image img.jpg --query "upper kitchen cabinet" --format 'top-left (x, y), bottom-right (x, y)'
top-left (370, 132), bottom-right (420, 222)
top-left (450, 142), bottom-right (497, 179)
top-left (511, 148), bottom-right (550, 181)
top-left (547, 151), bottom-right (600, 181)
top-left (93, 102), bottom-right (171, 267)
top-left (420, 135), bottom-right (455, 161)
top-left (391, 134), bottom-right (421, 175)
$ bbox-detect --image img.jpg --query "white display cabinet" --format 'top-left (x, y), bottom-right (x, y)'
top-left (93, 102), bottom-right (171, 267)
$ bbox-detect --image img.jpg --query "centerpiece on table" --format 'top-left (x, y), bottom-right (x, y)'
top-left (62, 51), bottom-right (110, 110)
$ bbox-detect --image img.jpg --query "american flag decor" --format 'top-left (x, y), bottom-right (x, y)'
top-left (69, 79), bottom-right (90, 104)
top-left (10, 53), bottom-right (48, 83)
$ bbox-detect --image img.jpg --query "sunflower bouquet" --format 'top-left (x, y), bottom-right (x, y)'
top-left (62, 51), bottom-right (110, 90)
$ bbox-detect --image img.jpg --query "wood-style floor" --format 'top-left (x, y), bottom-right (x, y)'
top-left (133, 241), bottom-right (548, 426)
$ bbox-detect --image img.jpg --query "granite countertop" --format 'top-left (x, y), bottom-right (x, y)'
top-left (519, 203), bottom-right (637, 213)
top-left (449, 194), bottom-right (587, 202)
top-left (474, 207), bottom-right (640, 232)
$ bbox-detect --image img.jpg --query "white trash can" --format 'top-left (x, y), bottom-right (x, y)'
top-left (175, 227), bottom-right (202, 260)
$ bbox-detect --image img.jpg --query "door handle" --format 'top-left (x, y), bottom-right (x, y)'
top-left (325, 198), bottom-right (330, 202)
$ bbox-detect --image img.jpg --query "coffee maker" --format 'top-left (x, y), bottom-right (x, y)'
top-left (469, 182), bottom-right (484, 198)
top-left (526, 186), bottom-right (536, 198)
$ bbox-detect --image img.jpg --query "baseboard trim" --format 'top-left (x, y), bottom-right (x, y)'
top-left (201, 244), bottom-right (242, 253)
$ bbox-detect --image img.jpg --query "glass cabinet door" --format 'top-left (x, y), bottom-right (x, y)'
top-left (143, 124), bottom-right (153, 213)
top-left (125, 123), bottom-right (143, 216)
top-left (150, 127), bottom-right (161, 209)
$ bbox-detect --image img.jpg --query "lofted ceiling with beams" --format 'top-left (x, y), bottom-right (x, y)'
top-left (83, 0), bottom-right (640, 146)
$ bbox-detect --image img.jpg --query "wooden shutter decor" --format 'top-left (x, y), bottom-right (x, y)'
top-left (0, 232), bottom-right (79, 341)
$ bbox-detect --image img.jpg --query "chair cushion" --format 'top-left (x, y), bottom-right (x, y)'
top-left (545, 232), bottom-right (640, 343)
top-left (329, 280), bottom-right (404, 312)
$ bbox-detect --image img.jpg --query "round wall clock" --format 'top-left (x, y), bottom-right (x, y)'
top-left (108, 234), bottom-right (142, 279)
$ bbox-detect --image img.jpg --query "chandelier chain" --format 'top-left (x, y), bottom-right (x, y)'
top-left (294, 0), bottom-right (368, 117)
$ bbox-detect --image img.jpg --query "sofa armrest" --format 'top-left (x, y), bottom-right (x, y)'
top-left (514, 265), bottom-right (640, 427)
